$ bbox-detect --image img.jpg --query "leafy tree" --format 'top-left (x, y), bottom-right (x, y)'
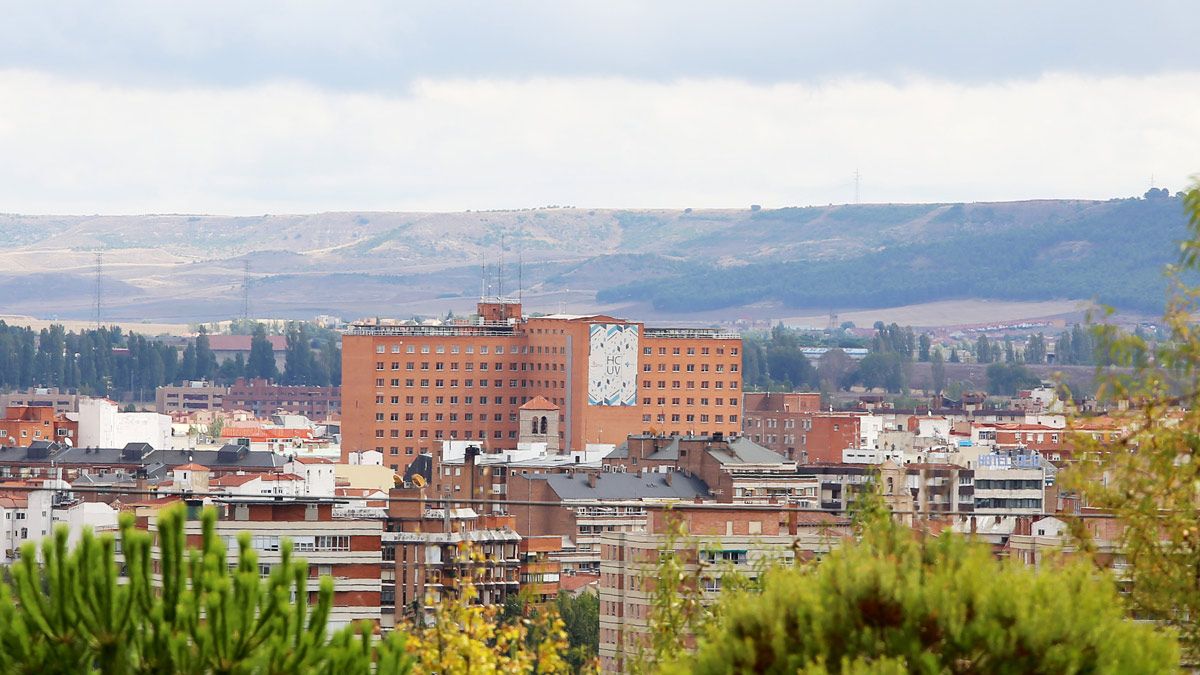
top-left (817, 348), bottom-right (856, 392)
top-left (916, 334), bottom-right (930, 362)
top-left (1026, 333), bottom-right (1047, 364)
top-left (975, 335), bottom-right (992, 364)
top-left (406, 552), bottom-right (571, 674)
top-left (181, 342), bottom-right (198, 381)
top-left (664, 488), bottom-right (1179, 674)
top-left (1066, 180), bottom-right (1200, 658)
top-left (948, 348), bottom-right (959, 363)
top-left (248, 323), bottom-right (279, 381)
top-left (556, 592), bottom-right (599, 673)
top-left (283, 322), bottom-right (318, 385)
top-left (930, 349), bottom-right (946, 395)
top-left (857, 353), bottom-right (905, 393)
top-left (985, 362), bottom-right (1040, 396)
top-left (218, 354), bottom-right (247, 384)
top-left (195, 326), bottom-right (218, 382)
top-left (741, 325), bottom-right (821, 391)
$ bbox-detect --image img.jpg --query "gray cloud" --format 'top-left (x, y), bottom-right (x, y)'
top-left (1, 71), bottom-right (1197, 215)
top-left (0, 1), bottom-right (1195, 89)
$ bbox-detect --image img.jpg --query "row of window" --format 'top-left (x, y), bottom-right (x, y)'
top-left (642, 413), bottom-right (738, 424)
top-left (376, 343), bottom-right (562, 355)
top-left (642, 362), bottom-right (736, 373)
top-left (373, 393), bottom-right (569, 409)
top-left (377, 411), bottom-right (523, 423)
top-left (642, 346), bottom-right (738, 356)
top-left (756, 434), bottom-right (805, 445)
top-left (376, 429), bottom-right (516, 440)
top-left (641, 380), bottom-right (739, 390)
top-left (375, 342), bottom-right (739, 357)
top-left (755, 418), bottom-right (817, 430)
top-left (640, 396), bottom-right (737, 406)
top-left (239, 534), bottom-right (351, 552)
top-left (375, 378), bottom-right (565, 389)
top-left (376, 360), bottom-right (565, 372)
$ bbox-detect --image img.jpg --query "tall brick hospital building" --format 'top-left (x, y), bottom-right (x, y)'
top-left (341, 301), bottom-right (743, 462)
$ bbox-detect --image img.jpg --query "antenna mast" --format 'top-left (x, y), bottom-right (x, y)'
top-left (498, 234), bottom-right (505, 300)
top-left (518, 247), bottom-right (523, 304)
top-left (854, 169), bottom-right (861, 204)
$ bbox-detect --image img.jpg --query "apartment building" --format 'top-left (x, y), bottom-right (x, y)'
top-left (742, 392), bottom-right (862, 463)
top-left (973, 452), bottom-right (1047, 515)
top-left (506, 470), bottom-right (710, 573)
top-left (147, 497), bottom-right (383, 630)
top-left (155, 381), bottom-right (226, 414)
top-left (0, 388), bottom-right (82, 413)
top-left (0, 489), bottom-right (54, 563)
top-left (341, 300), bottom-right (743, 461)
top-left (0, 405), bottom-right (78, 447)
top-left (384, 485), bottom-right (522, 627)
top-left (519, 535), bottom-right (563, 607)
top-left (602, 433), bottom-right (812, 506)
top-left (223, 378), bottom-right (341, 418)
top-left (597, 506), bottom-right (841, 673)
top-left (0, 441), bottom-right (286, 489)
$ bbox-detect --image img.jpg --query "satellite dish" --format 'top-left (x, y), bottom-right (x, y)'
top-left (411, 474), bottom-right (427, 488)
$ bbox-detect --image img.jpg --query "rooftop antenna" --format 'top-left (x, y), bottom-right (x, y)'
top-left (242, 260), bottom-right (251, 320)
top-left (518, 247), bottom-right (523, 304)
top-left (94, 252), bottom-right (103, 329)
top-left (498, 233), bottom-right (506, 300)
top-left (479, 259), bottom-right (486, 301)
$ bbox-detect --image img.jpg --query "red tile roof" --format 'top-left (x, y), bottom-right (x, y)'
top-left (206, 335), bottom-right (287, 351)
top-left (520, 395), bottom-right (558, 411)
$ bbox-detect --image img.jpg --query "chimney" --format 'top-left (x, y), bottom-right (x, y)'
top-left (587, 473), bottom-right (597, 489)
top-left (787, 508), bottom-right (798, 536)
top-left (664, 471), bottom-right (673, 486)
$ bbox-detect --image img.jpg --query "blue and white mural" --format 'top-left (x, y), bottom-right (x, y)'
top-left (587, 323), bottom-right (639, 406)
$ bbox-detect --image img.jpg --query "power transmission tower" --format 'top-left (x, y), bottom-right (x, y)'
top-left (94, 252), bottom-right (103, 329)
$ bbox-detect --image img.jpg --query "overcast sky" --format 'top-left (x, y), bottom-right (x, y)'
top-left (1, 1), bottom-right (1197, 214)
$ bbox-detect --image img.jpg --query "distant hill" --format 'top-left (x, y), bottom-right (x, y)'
top-left (0, 193), bottom-right (1188, 323)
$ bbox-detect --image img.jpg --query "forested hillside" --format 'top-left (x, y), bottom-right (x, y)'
top-left (0, 191), bottom-right (1187, 321)
top-left (598, 191), bottom-right (1188, 313)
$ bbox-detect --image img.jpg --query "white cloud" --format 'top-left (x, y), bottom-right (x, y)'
top-left (0, 69), bottom-right (1198, 214)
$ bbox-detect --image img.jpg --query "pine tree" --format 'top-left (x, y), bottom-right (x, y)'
top-left (0, 503), bottom-right (413, 674)
top-left (663, 487), bottom-right (1179, 673)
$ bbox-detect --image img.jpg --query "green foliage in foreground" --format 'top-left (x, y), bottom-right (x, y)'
top-left (663, 496), bottom-right (1179, 674)
top-left (0, 504), bottom-right (412, 674)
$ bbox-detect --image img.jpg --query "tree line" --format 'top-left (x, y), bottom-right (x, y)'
top-left (0, 320), bottom-right (342, 401)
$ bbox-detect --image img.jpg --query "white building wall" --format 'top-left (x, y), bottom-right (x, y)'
top-left (53, 501), bottom-right (120, 545)
top-left (76, 398), bottom-right (177, 449)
